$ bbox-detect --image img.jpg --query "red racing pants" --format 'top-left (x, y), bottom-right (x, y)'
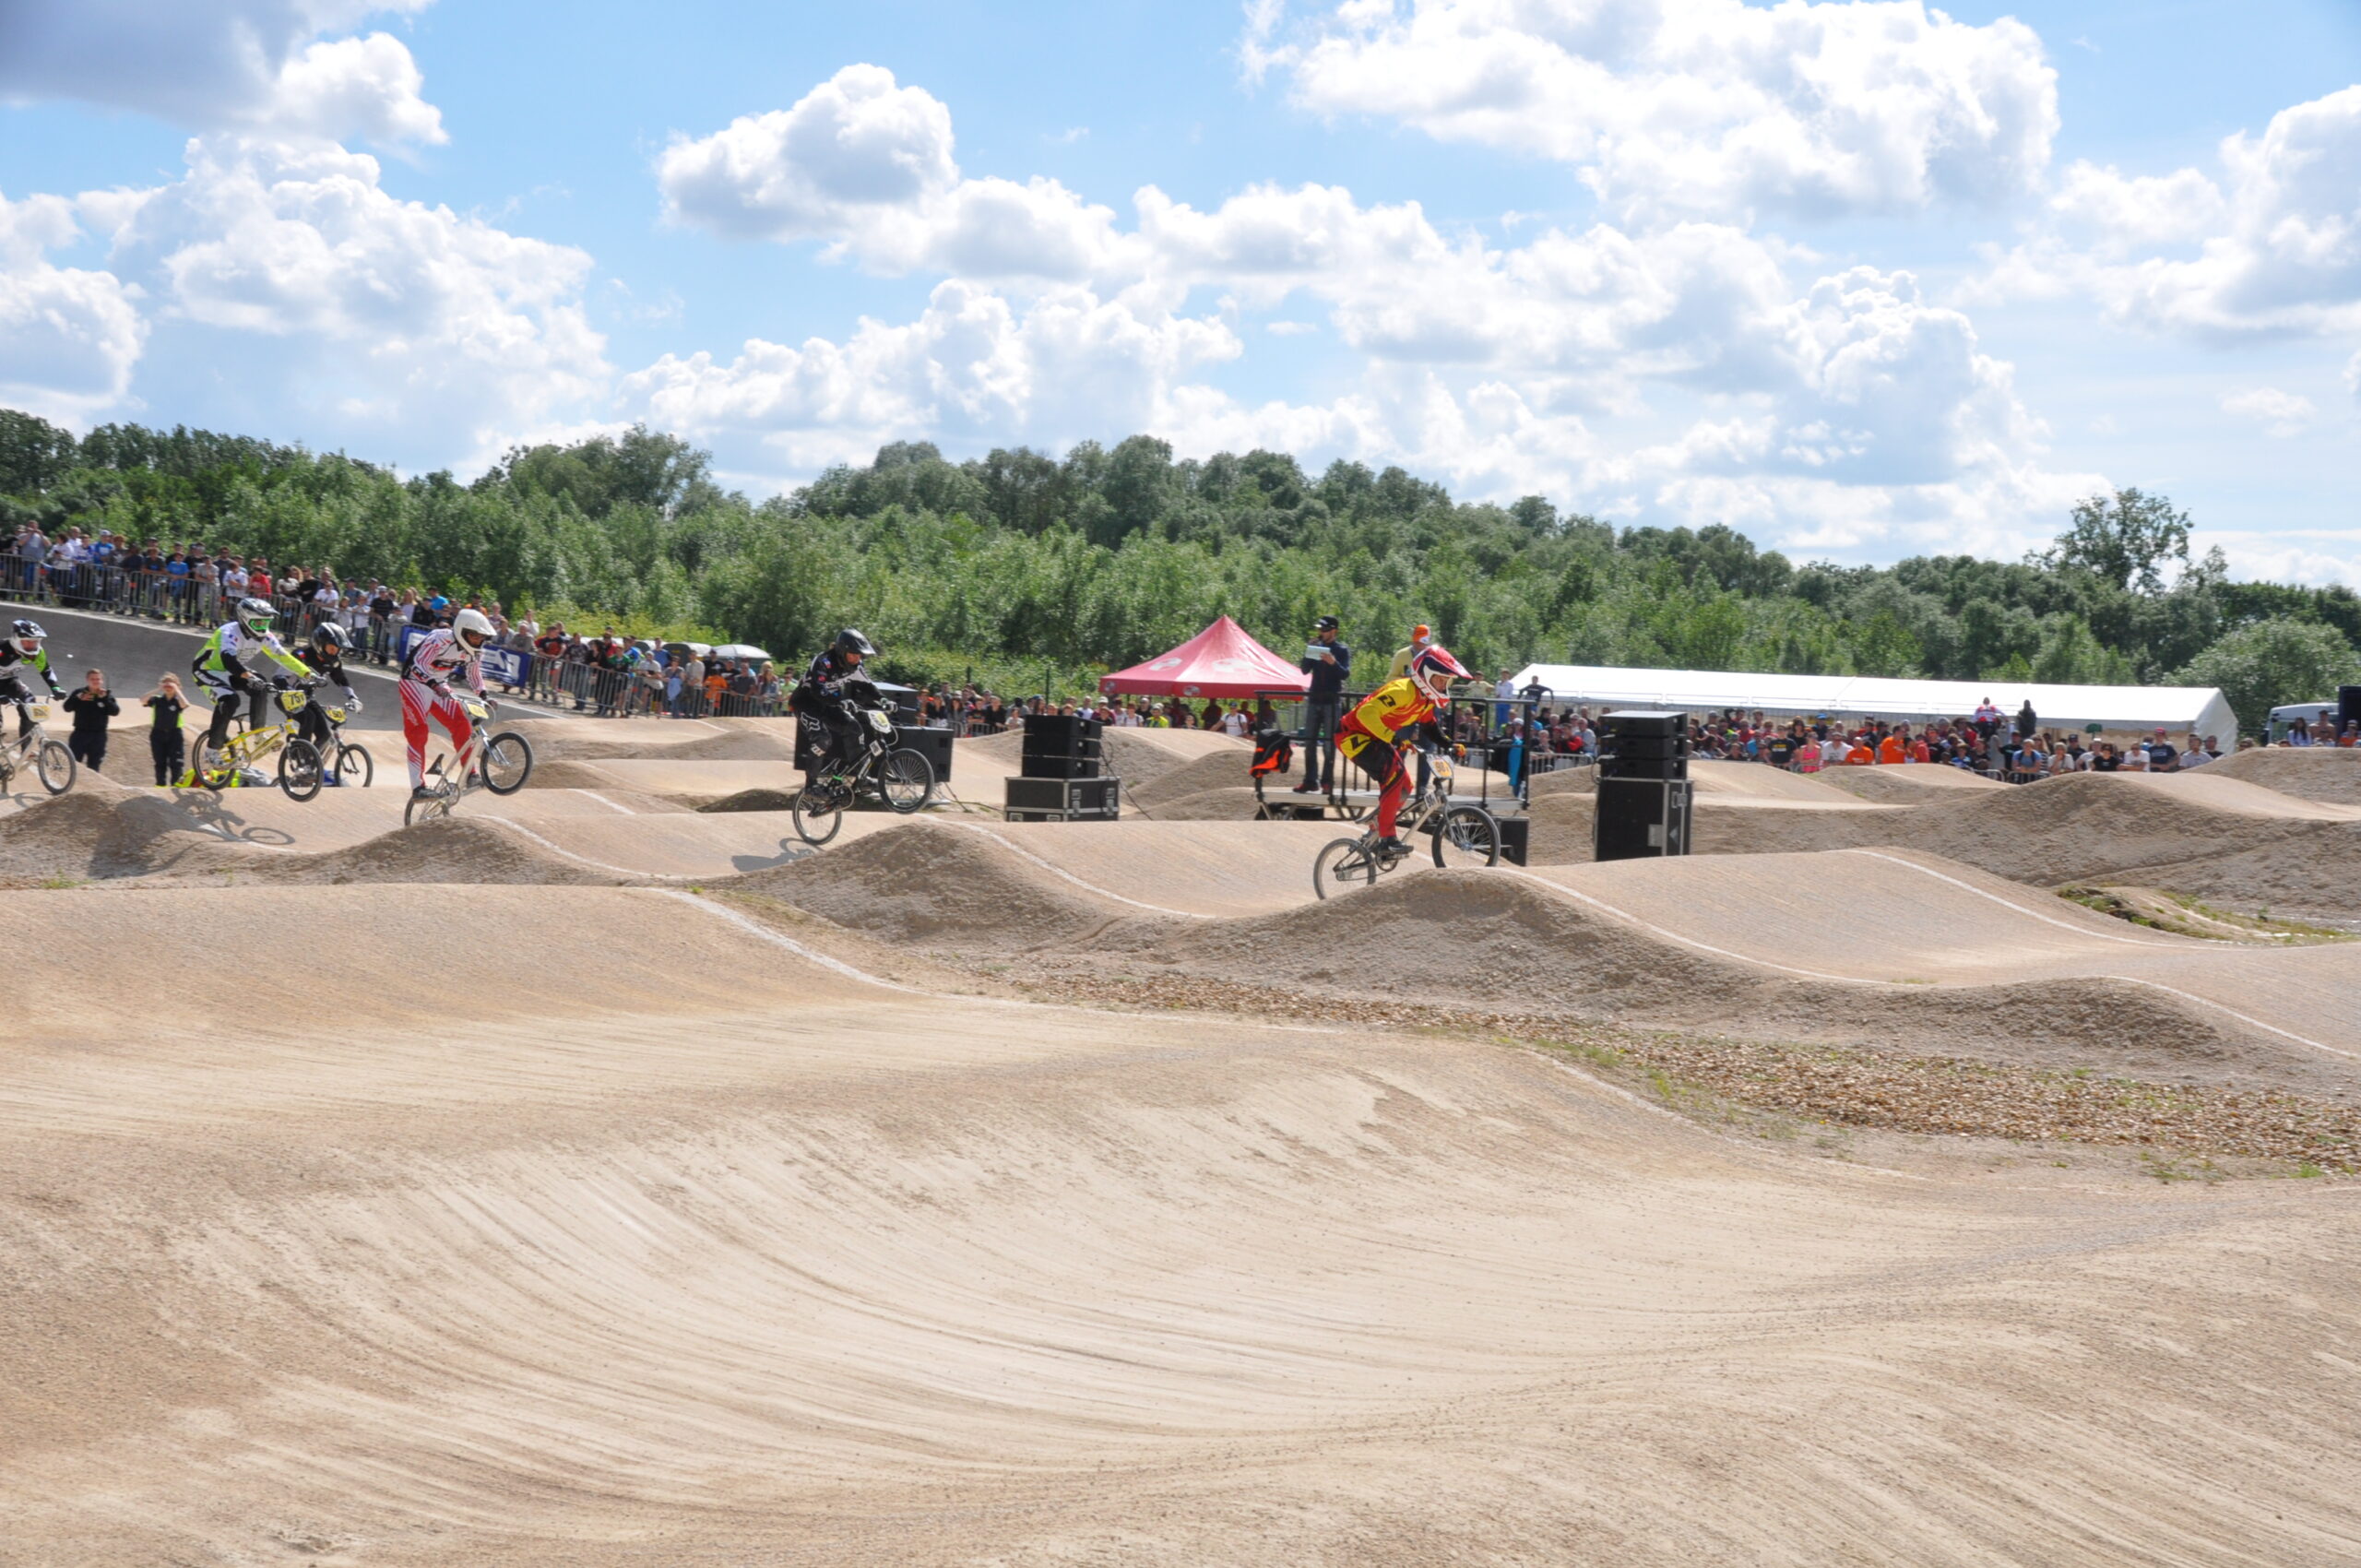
top-left (1340, 733), bottom-right (1409, 837)
top-left (400, 679), bottom-right (474, 789)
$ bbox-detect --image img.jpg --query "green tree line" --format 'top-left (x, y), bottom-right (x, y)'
top-left (4, 408), bottom-right (2355, 731)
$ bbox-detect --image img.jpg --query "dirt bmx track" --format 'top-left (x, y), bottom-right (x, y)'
top-left (5, 736), bottom-right (2361, 1565)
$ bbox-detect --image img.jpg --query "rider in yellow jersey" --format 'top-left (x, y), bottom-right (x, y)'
top-left (1334, 643), bottom-right (1472, 858)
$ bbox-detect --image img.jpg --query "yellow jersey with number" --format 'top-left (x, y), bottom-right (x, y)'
top-left (1336, 677), bottom-right (1436, 756)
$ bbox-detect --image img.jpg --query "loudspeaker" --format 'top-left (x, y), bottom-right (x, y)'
top-left (2340, 684), bottom-right (2361, 735)
top-left (1605, 733), bottom-right (1686, 759)
top-left (1495, 815), bottom-right (1530, 867)
top-left (1005, 776), bottom-right (1121, 819)
top-left (1602, 709), bottom-right (1684, 737)
top-left (1594, 778), bottom-right (1692, 862)
top-left (1020, 752), bottom-right (1101, 779)
top-left (894, 724), bottom-right (954, 783)
top-left (1600, 754), bottom-right (1685, 782)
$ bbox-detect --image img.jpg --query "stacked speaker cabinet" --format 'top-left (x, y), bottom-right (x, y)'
top-left (2340, 684), bottom-right (2361, 739)
top-left (1011, 713), bottom-right (1118, 820)
top-left (1005, 776), bottom-right (1121, 823)
top-left (1021, 714), bottom-right (1104, 779)
top-left (1594, 709), bottom-right (1692, 862)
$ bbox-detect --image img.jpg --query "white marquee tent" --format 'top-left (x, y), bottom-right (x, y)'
top-left (1507, 663), bottom-right (2239, 740)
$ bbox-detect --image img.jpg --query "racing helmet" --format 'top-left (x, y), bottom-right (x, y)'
top-left (834, 628), bottom-right (874, 660)
top-left (10, 619), bottom-right (42, 657)
top-left (452, 607), bottom-right (494, 650)
top-left (311, 621), bottom-right (350, 654)
top-left (1408, 643), bottom-right (1471, 701)
top-left (237, 597), bottom-right (274, 635)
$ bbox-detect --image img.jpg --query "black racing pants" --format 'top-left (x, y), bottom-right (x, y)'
top-left (196, 670), bottom-right (266, 751)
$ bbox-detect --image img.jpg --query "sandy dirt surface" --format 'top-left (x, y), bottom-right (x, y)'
top-left (2206, 744), bottom-right (2361, 802)
top-left (6, 883), bottom-right (2360, 1567)
top-left (13, 729), bottom-right (2361, 1568)
top-left (1525, 770), bottom-right (2361, 924)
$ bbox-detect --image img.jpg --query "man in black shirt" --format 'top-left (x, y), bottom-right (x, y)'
top-left (1296, 614), bottom-right (1350, 794)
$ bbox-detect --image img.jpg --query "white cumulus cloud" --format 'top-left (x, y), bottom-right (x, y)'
top-left (85, 135), bottom-right (604, 463)
top-left (1242, 0), bottom-right (2058, 220)
top-left (2221, 387), bottom-right (2318, 437)
top-left (622, 280), bottom-right (1239, 472)
top-left (0, 1), bottom-right (443, 145)
top-left (0, 193), bottom-right (148, 423)
top-left (658, 65), bottom-right (1127, 282)
top-left (1986, 85), bottom-right (2361, 340)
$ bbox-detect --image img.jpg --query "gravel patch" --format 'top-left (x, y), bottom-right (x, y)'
top-left (1017, 969), bottom-right (2361, 1174)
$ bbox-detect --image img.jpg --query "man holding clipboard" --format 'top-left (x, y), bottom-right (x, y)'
top-left (1296, 615), bottom-right (1350, 794)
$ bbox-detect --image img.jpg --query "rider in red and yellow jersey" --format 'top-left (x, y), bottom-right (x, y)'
top-left (1335, 643), bottom-right (1473, 857)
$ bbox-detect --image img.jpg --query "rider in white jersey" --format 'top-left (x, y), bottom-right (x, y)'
top-left (400, 608), bottom-right (492, 801)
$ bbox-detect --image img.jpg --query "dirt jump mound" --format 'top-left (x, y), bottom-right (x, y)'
top-left (2207, 745), bottom-right (2361, 804)
top-left (237, 816), bottom-right (631, 885)
top-left (0, 790), bottom-right (258, 881)
top-left (736, 818), bottom-right (1180, 949)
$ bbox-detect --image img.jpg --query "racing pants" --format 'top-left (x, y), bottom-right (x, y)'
top-left (1340, 733), bottom-right (1409, 837)
top-left (401, 678), bottom-right (473, 789)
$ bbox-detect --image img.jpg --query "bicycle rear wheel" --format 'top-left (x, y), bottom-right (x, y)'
top-left (879, 748), bottom-right (936, 814)
top-left (790, 779), bottom-right (848, 846)
top-left (35, 740), bottom-right (74, 795)
top-left (480, 731), bottom-right (533, 795)
top-left (403, 785), bottom-right (453, 827)
top-left (333, 742), bottom-right (374, 789)
top-left (1313, 836), bottom-right (1382, 900)
top-left (1432, 804), bottom-right (1501, 868)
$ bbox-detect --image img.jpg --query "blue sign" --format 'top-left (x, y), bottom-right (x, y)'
top-left (395, 625), bottom-right (529, 689)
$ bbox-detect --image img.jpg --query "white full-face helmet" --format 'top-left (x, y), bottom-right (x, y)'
top-left (452, 607), bottom-right (494, 652)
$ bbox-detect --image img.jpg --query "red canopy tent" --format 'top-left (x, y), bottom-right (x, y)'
top-left (1097, 615), bottom-right (1311, 699)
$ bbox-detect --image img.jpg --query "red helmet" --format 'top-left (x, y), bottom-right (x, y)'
top-left (1408, 644), bottom-right (1471, 699)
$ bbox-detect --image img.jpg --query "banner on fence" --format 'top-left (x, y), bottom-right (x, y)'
top-left (395, 625), bottom-right (528, 688)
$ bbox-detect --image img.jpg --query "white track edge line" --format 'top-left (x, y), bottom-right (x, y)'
top-left (483, 816), bottom-right (700, 882)
top-left (1839, 849), bottom-right (2177, 947)
top-left (575, 790), bottom-right (635, 815)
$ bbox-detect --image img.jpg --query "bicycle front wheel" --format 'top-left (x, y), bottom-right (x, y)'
top-left (790, 780), bottom-right (846, 846)
top-left (1313, 836), bottom-right (1381, 901)
top-left (1432, 804), bottom-right (1501, 868)
top-left (334, 742), bottom-right (374, 789)
top-left (35, 740), bottom-right (75, 795)
top-left (480, 731), bottom-right (533, 795)
top-left (278, 738), bottom-right (324, 802)
top-left (879, 748), bottom-right (936, 814)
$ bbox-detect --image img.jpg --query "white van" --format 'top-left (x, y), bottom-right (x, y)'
top-left (2268, 701), bottom-right (2341, 742)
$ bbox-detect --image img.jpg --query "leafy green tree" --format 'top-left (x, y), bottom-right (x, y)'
top-left (2037, 487), bottom-right (2191, 594)
top-left (2173, 621), bottom-right (2361, 737)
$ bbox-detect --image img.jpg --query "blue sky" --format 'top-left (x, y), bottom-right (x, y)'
top-left (0, 0), bottom-right (2355, 581)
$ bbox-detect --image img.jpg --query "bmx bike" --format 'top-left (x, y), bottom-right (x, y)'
top-left (404, 695), bottom-right (533, 826)
top-left (1311, 749), bottom-right (1501, 900)
top-left (0, 699), bottom-right (75, 795)
top-left (185, 678), bottom-right (329, 800)
top-left (789, 701), bottom-right (937, 846)
top-left (310, 690), bottom-right (375, 788)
